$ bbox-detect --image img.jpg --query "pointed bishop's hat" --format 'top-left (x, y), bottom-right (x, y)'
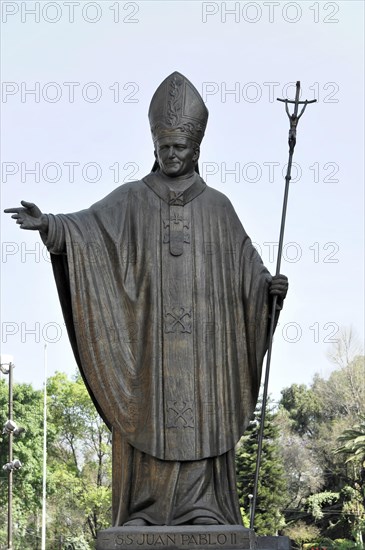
top-left (149, 72), bottom-right (209, 146)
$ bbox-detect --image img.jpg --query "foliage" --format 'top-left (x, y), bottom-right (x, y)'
top-left (0, 372), bottom-right (112, 549)
top-left (236, 397), bottom-right (288, 535)
top-left (1, 328), bottom-right (364, 548)
top-left (278, 330), bottom-right (365, 545)
top-left (335, 415), bottom-right (365, 465)
top-left (283, 520), bottom-right (321, 548)
top-left (334, 419), bottom-right (365, 544)
top-left (276, 406), bottom-right (324, 511)
top-left (303, 540), bottom-right (364, 550)
top-left (331, 539), bottom-right (363, 549)
top-left (46, 372), bottom-right (112, 545)
top-left (0, 378), bottom-right (44, 548)
top-left (306, 492), bottom-right (340, 520)
top-left (280, 383), bottom-right (322, 438)
top-left (302, 541), bottom-right (363, 550)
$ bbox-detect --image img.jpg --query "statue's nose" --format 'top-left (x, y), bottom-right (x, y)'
top-left (168, 146), bottom-right (175, 158)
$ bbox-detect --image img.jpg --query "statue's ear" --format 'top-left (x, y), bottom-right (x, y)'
top-left (194, 145), bottom-right (200, 161)
top-left (193, 146), bottom-right (200, 165)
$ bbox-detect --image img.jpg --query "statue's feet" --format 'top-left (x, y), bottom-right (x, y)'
top-left (192, 517), bottom-right (219, 525)
top-left (124, 518), bottom-right (148, 526)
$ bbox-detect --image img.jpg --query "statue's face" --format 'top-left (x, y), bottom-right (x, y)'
top-left (154, 136), bottom-right (199, 177)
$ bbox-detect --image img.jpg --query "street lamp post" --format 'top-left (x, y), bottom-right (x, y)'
top-left (248, 493), bottom-right (253, 526)
top-left (41, 344), bottom-right (47, 550)
top-left (1, 358), bottom-right (23, 550)
top-left (8, 361), bottom-right (13, 550)
top-left (1, 360), bottom-right (14, 550)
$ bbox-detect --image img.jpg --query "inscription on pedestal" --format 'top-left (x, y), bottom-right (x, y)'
top-left (113, 532), bottom-right (236, 546)
top-left (96, 526), bottom-right (255, 550)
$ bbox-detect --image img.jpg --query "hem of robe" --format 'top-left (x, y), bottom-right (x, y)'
top-left (127, 511), bottom-right (227, 526)
top-left (113, 434), bottom-right (242, 527)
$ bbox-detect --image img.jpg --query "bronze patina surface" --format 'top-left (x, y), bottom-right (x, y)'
top-left (5, 72), bottom-right (288, 528)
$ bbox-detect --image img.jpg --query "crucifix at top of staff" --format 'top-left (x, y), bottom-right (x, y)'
top-left (250, 81), bottom-right (317, 530)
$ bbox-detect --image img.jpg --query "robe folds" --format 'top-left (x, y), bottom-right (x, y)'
top-left (45, 171), bottom-right (276, 523)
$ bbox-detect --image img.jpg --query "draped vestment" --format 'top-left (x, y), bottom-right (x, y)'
top-left (44, 172), bottom-right (276, 524)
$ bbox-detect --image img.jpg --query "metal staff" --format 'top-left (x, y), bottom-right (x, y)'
top-left (250, 81), bottom-right (316, 530)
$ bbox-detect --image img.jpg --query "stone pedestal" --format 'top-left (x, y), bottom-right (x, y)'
top-left (96, 525), bottom-right (256, 550)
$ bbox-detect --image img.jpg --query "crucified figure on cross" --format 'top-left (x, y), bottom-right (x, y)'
top-left (278, 81), bottom-right (317, 151)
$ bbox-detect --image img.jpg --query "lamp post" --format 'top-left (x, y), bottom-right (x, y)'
top-left (1, 357), bottom-right (23, 550)
top-left (1, 359), bottom-right (14, 550)
top-left (41, 344), bottom-right (47, 550)
top-left (248, 494), bottom-right (253, 526)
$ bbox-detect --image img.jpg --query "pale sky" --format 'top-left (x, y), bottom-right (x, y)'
top-left (1, 0), bottom-right (364, 401)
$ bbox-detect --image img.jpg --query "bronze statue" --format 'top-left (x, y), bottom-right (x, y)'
top-left (5, 72), bottom-right (288, 527)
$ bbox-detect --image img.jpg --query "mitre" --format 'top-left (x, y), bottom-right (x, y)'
top-left (148, 71), bottom-right (209, 145)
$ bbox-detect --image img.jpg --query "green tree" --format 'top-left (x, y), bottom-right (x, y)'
top-left (310, 354), bottom-right (365, 499)
top-left (336, 416), bottom-right (365, 463)
top-left (280, 383), bottom-right (322, 438)
top-left (278, 329), bottom-right (364, 544)
top-left (0, 378), bottom-right (45, 549)
top-left (276, 406), bottom-right (324, 513)
top-left (334, 416), bottom-right (365, 545)
top-left (283, 520), bottom-right (321, 549)
top-left (236, 397), bottom-right (288, 535)
top-left (0, 372), bottom-right (112, 550)
top-left (46, 372), bottom-right (112, 548)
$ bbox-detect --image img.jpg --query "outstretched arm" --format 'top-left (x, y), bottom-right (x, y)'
top-left (4, 201), bottom-right (49, 235)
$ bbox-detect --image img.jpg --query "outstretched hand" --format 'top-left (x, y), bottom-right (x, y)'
top-left (4, 201), bottom-right (48, 232)
top-left (270, 274), bottom-right (288, 302)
